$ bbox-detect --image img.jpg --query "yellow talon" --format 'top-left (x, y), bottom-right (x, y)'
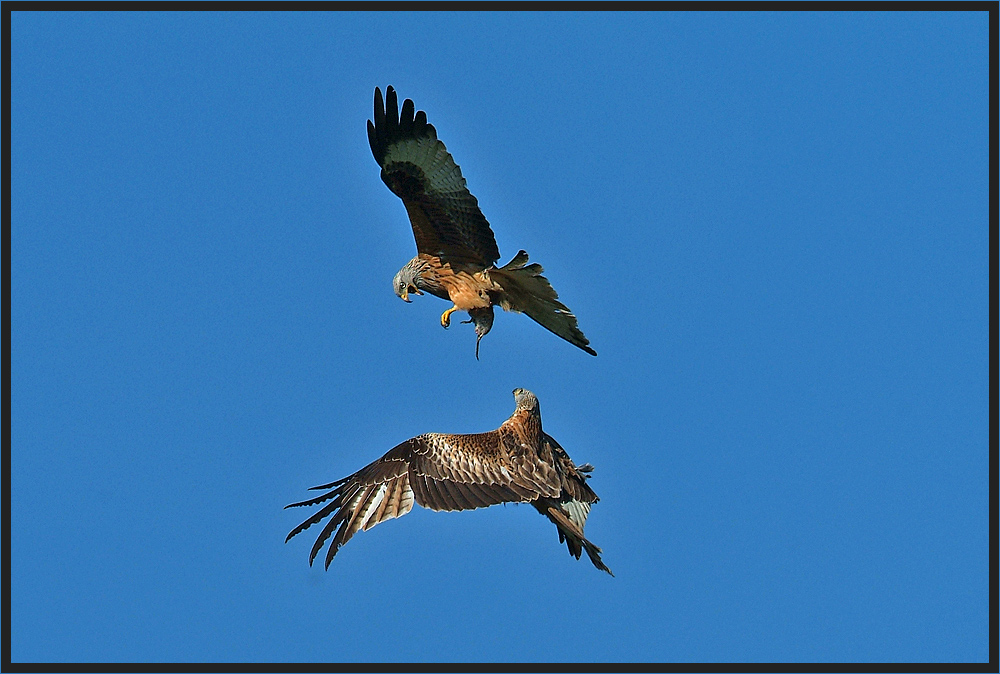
top-left (441, 306), bottom-right (459, 328)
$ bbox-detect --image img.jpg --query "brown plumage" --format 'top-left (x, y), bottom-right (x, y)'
top-left (370, 86), bottom-right (596, 358)
top-left (285, 388), bottom-right (612, 575)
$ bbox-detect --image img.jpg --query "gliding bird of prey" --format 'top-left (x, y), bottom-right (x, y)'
top-left (285, 388), bottom-right (612, 575)
top-left (368, 86), bottom-right (596, 358)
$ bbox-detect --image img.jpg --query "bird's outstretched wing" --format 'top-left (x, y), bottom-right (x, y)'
top-left (284, 431), bottom-right (559, 568)
top-left (489, 251), bottom-right (597, 356)
top-left (368, 86), bottom-right (501, 267)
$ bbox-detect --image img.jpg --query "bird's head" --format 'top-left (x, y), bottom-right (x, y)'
top-left (392, 264), bottom-right (423, 303)
top-left (512, 388), bottom-right (539, 412)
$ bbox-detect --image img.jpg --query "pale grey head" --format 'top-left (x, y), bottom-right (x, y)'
top-left (392, 260), bottom-right (423, 303)
top-left (512, 388), bottom-right (539, 412)
top-left (392, 256), bottom-right (444, 303)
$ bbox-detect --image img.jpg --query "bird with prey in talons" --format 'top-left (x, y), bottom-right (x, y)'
top-left (368, 86), bottom-right (596, 359)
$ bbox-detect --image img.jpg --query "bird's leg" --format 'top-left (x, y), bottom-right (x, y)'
top-left (440, 305), bottom-right (460, 329)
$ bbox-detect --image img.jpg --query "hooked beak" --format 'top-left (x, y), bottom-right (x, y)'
top-left (400, 285), bottom-right (422, 303)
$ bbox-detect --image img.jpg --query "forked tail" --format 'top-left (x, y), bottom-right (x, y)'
top-left (535, 501), bottom-right (614, 576)
top-left (489, 251), bottom-right (596, 356)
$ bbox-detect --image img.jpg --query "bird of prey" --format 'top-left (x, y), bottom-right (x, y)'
top-left (368, 86), bottom-right (596, 358)
top-left (285, 388), bottom-right (612, 575)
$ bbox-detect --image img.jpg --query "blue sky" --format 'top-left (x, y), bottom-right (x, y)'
top-left (10, 10), bottom-right (989, 664)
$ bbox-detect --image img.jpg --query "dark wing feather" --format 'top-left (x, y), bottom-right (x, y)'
top-left (284, 439), bottom-right (416, 568)
top-left (543, 432), bottom-right (600, 509)
top-left (368, 86), bottom-right (501, 267)
top-left (284, 428), bottom-right (561, 567)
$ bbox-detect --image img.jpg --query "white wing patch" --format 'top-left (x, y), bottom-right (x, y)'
top-left (356, 483), bottom-right (387, 531)
top-left (563, 499), bottom-right (592, 532)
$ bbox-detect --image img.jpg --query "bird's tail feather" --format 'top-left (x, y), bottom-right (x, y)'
top-left (489, 251), bottom-right (596, 356)
top-left (539, 504), bottom-right (613, 576)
